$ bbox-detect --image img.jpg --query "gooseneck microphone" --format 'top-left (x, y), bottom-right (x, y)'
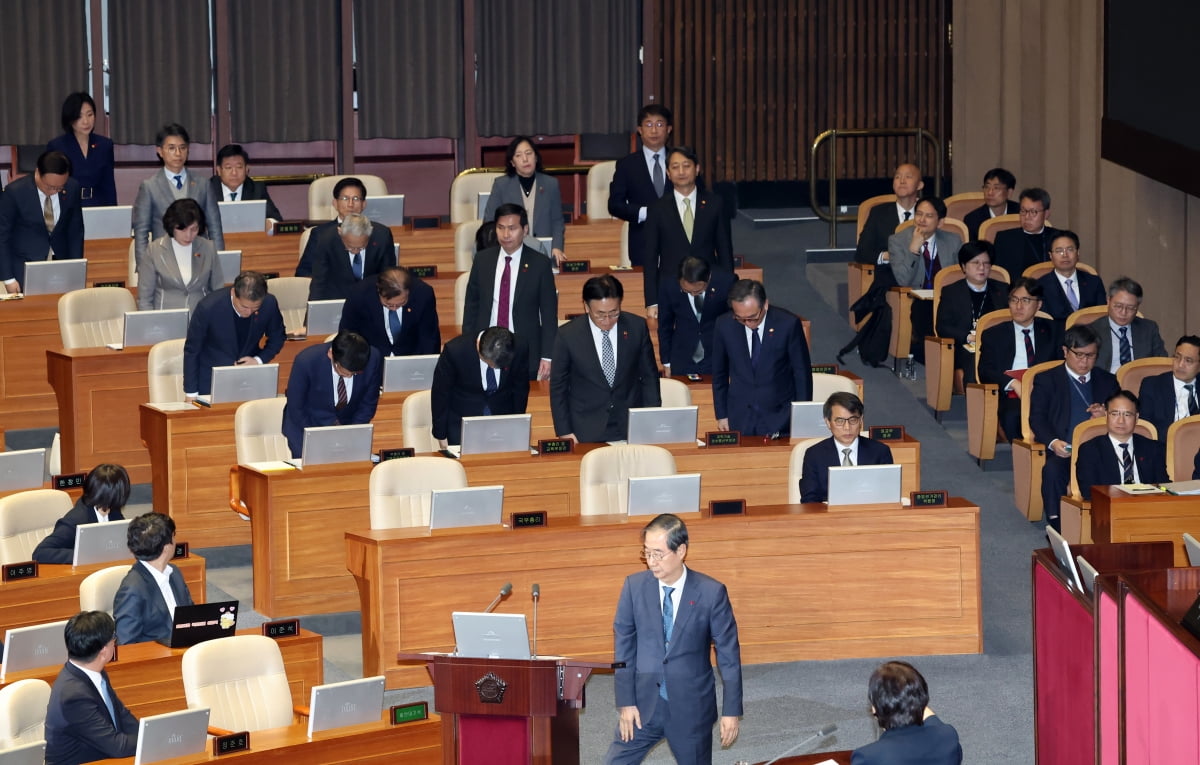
top-left (484, 582), bottom-right (513, 613)
top-left (762, 723), bottom-right (839, 765)
top-left (531, 583), bottom-right (540, 658)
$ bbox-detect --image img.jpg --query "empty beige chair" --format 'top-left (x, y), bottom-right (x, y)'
top-left (369, 457), bottom-right (468, 529)
top-left (148, 338), bottom-right (186, 403)
top-left (1167, 414), bottom-right (1200, 482)
top-left (1116, 357), bottom-right (1173, 397)
top-left (787, 437), bottom-right (827, 503)
top-left (0, 489), bottom-right (73, 565)
top-left (47, 433), bottom-right (61, 476)
top-left (454, 272), bottom-right (470, 329)
top-left (619, 220), bottom-right (632, 267)
top-left (306, 174), bottom-right (388, 221)
top-left (0, 678), bottom-right (52, 748)
top-left (586, 161), bottom-right (617, 220)
top-left (234, 398), bottom-right (289, 464)
top-left (402, 390), bottom-right (438, 452)
top-left (266, 276), bottom-right (311, 334)
top-left (579, 445), bottom-right (676, 516)
top-left (944, 191), bottom-right (985, 222)
top-left (455, 219), bottom-right (484, 271)
top-left (58, 287), bottom-right (136, 349)
top-left (182, 634), bottom-right (296, 732)
top-left (812, 373), bottom-right (858, 403)
top-left (127, 240), bottom-right (138, 288)
top-left (79, 565), bottom-right (130, 614)
top-left (659, 378), bottom-right (692, 407)
top-left (450, 171), bottom-right (504, 224)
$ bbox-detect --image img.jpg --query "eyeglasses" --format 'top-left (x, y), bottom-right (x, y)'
top-left (1008, 296), bottom-right (1039, 306)
top-left (641, 121), bottom-right (668, 129)
top-left (1019, 208), bottom-right (1045, 217)
top-left (641, 548), bottom-right (672, 562)
top-left (1110, 302), bottom-right (1139, 314)
top-left (590, 309), bottom-right (621, 321)
top-left (1050, 247), bottom-right (1077, 256)
top-left (732, 306), bottom-right (765, 325)
top-left (830, 416), bottom-right (862, 428)
top-left (1107, 410), bottom-right (1137, 419)
top-left (1066, 347), bottom-right (1098, 360)
top-left (338, 195), bottom-right (364, 203)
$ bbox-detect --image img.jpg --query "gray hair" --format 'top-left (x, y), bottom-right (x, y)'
top-left (338, 212), bottom-right (373, 238)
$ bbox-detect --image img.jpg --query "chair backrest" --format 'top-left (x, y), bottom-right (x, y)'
top-left (181, 634), bottom-right (293, 732)
top-left (894, 218), bottom-right (914, 234)
top-left (297, 227), bottom-right (312, 264)
top-left (58, 287), bottom-right (137, 349)
top-left (619, 221), bottom-right (631, 267)
top-left (659, 378), bottom-right (692, 408)
top-left (579, 445), bottom-right (676, 516)
top-left (971, 308), bottom-right (1018, 380)
top-left (811, 373), bottom-right (858, 403)
top-left (1116, 357), bottom-right (1174, 396)
top-left (944, 191), bottom-right (985, 221)
top-left (1167, 414), bottom-right (1200, 482)
top-left (127, 239), bottom-right (138, 288)
top-left (586, 161), bottom-right (617, 220)
top-left (148, 338), bottom-right (186, 404)
top-left (455, 219), bottom-right (483, 271)
top-left (266, 276), bottom-right (311, 334)
top-left (1067, 417), bottom-right (1158, 499)
top-left (368, 457), bottom-right (468, 529)
top-left (454, 272), bottom-right (470, 329)
top-left (0, 489), bottom-right (74, 564)
top-left (450, 171), bottom-right (504, 224)
top-left (79, 565), bottom-right (131, 614)
top-left (1020, 361), bottom-right (1065, 444)
top-left (940, 217), bottom-right (969, 244)
top-left (234, 398), bottom-right (289, 464)
top-left (306, 174), bottom-right (388, 221)
top-left (0, 678), bottom-right (52, 748)
top-left (978, 214), bottom-right (1021, 243)
top-left (931, 268), bottom-right (967, 329)
top-left (1023, 261), bottom-right (1101, 281)
top-left (787, 437), bottom-right (827, 503)
top-left (402, 390), bottom-right (438, 452)
top-left (856, 194), bottom-right (896, 238)
top-left (1067, 305), bottom-right (1110, 330)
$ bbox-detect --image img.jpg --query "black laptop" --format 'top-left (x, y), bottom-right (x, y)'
top-left (159, 600), bottom-right (239, 648)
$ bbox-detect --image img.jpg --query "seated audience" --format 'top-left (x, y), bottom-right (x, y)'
top-left (483, 136), bottom-right (565, 264)
top-left (281, 330), bottom-right (382, 458)
top-left (1076, 390), bottom-right (1168, 500)
top-left (1139, 335), bottom-right (1200, 441)
top-left (209, 143), bottom-right (283, 220)
top-left (113, 513), bottom-right (194, 645)
top-left (887, 195), bottom-right (962, 289)
top-left (854, 163), bottom-right (924, 270)
top-left (0, 150), bottom-right (84, 294)
top-left (431, 326), bottom-right (530, 448)
top-left (1092, 276), bottom-right (1167, 373)
top-left (307, 212), bottom-right (396, 302)
top-left (934, 241), bottom-right (1007, 384)
top-left (799, 392), bottom-right (893, 503)
top-left (337, 266), bottom-right (440, 357)
top-left (136, 198), bottom-right (224, 312)
top-left (992, 187), bottom-right (1058, 279)
top-left (32, 464), bottom-right (131, 564)
top-left (183, 270), bottom-right (286, 398)
top-left (962, 167), bottom-right (1019, 240)
top-left (851, 661), bottom-right (962, 765)
top-left (1035, 230), bottom-right (1105, 322)
top-left (46, 91), bottom-right (117, 207)
top-left (657, 256), bottom-right (734, 376)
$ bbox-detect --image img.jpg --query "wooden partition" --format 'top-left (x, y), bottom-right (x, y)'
top-left (1090, 489), bottom-right (1200, 566)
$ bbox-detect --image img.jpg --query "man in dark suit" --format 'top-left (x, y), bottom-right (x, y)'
top-left (854, 163), bottom-right (924, 267)
top-left (935, 241), bottom-right (1008, 384)
top-left (962, 167), bottom-right (1020, 240)
top-left (183, 271), bottom-right (287, 397)
top-left (1139, 335), bottom-right (1200, 441)
top-left (550, 275), bottom-right (660, 443)
top-left (712, 279), bottom-right (813, 436)
top-left (1030, 324), bottom-right (1119, 531)
top-left (112, 513), bottom-right (194, 644)
top-left (0, 150), bottom-right (84, 293)
top-left (641, 146), bottom-right (733, 314)
top-left (306, 212), bottom-right (395, 301)
top-left (281, 331), bottom-right (382, 458)
top-left (604, 513), bottom-right (742, 764)
top-left (978, 278), bottom-right (1062, 441)
top-left (657, 256), bottom-right (734, 376)
top-left (608, 104), bottom-right (674, 267)
top-left (800, 392), bottom-right (894, 504)
top-left (338, 266), bottom-right (440, 357)
top-left (851, 661), bottom-right (962, 765)
top-left (209, 143), bottom-right (283, 220)
top-left (1076, 390), bottom-right (1169, 500)
top-left (44, 611), bottom-right (139, 764)
top-left (1035, 230), bottom-right (1105, 322)
top-left (296, 177), bottom-right (395, 278)
top-left (992, 187), bottom-right (1060, 280)
top-left (1091, 276), bottom-right (1167, 373)
top-left (33, 464), bottom-right (130, 564)
top-left (431, 326), bottom-right (530, 448)
top-left (463, 203), bottom-right (558, 381)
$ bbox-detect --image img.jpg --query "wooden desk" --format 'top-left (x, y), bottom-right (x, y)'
top-left (0, 295), bottom-right (64, 429)
top-left (0, 627), bottom-right (322, 719)
top-left (347, 501), bottom-right (982, 689)
top-left (0, 555), bottom-right (206, 636)
top-left (1089, 488), bottom-right (1200, 565)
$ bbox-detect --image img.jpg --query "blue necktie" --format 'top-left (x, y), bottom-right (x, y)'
top-left (483, 366), bottom-right (497, 415)
top-left (660, 586), bottom-right (675, 699)
top-left (173, 175), bottom-right (182, 190)
top-left (1118, 326), bottom-right (1132, 365)
top-left (100, 677), bottom-right (118, 726)
top-left (388, 308), bottom-right (402, 348)
top-left (352, 252), bottom-right (363, 280)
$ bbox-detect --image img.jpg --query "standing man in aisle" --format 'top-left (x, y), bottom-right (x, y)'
top-left (608, 104), bottom-right (674, 267)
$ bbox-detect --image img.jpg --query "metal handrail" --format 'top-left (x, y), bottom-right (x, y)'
top-left (809, 128), bottom-right (943, 247)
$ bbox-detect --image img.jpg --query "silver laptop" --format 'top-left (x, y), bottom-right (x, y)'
top-left (83, 205), bottom-right (133, 240)
top-left (294, 423), bottom-right (374, 467)
top-left (460, 414), bottom-right (532, 455)
top-left (217, 250), bottom-right (241, 285)
top-left (306, 675), bottom-right (385, 737)
top-left (23, 260), bottom-right (87, 296)
top-left (0, 449), bottom-right (47, 492)
top-left (363, 194), bottom-right (405, 227)
top-left (1076, 554), bottom-right (1099, 596)
top-left (429, 486), bottom-right (505, 529)
top-left (122, 309), bottom-right (188, 347)
top-left (133, 707), bottom-right (210, 765)
top-left (0, 741), bottom-right (46, 765)
top-left (382, 354), bottom-right (438, 391)
top-left (826, 464), bottom-right (902, 506)
top-left (217, 199), bottom-right (267, 233)
top-left (1184, 533), bottom-right (1200, 566)
top-left (452, 612), bottom-right (531, 660)
top-left (627, 473), bottom-right (702, 516)
top-left (628, 406), bottom-right (698, 445)
top-left (72, 519), bottom-right (133, 566)
top-left (306, 299), bottom-right (345, 335)
top-left (2, 620), bottom-right (69, 682)
top-left (790, 401), bottom-right (830, 438)
top-left (476, 192), bottom-right (491, 220)
top-left (1047, 526), bottom-right (1084, 593)
top-left (203, 364), bottom-right (279, 405)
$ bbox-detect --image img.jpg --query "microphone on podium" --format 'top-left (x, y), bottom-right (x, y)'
top-left (531, 583), bottom-right (540, 658)
top-left (762, 723), bottom-right (838, 765)
top-left (484, 582), bottom-right (513, 613)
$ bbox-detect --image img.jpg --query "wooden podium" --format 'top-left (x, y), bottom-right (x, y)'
top-left (400, 653), bottom-right (609, 765)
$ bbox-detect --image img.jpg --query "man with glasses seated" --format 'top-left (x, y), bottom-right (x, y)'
top-left (297, 176), bottom-right (395, 277)
top-left (992, 187), bottom-right (1060, 280)
top-left (1090, 277), bottom-right (1166, 374)
top-left (1029, 324), bottom-right (1119, 531)
top-left (799, 392), bottom-right (893, 504)
top-left (281, 330), bottom-right (382, 458)
top-left (963, 167), bottom-right (1020, 240)
top-left (1138, 335), bottom-right (1200, 442)
top-left (608, 104), bottom-right (675, 267)
top-left (1075, 390), bottom-right (1168, 501)
top-left (977, 278), bottom-right (1061, 441)
top-left (1035, 230), bottom-right (1106, 323)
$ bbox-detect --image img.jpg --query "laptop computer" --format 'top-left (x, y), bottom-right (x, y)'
top-left (217, 250), bottom-right (241, 285)
top-left (451, 612), bottom-right (531, 660)
top-left (1184, 532), bottom-right (1200, 566)
top-left (0, 449), bottom-right (47, 493)
top-left (382, 354), bottom-right (439, 391)
top-left (293, 423), bottom-right (374, 467)
top-left (159, 600), bottom-right (238, 648)
top-left (72, 519), bottom-right (133, 566)
top-left (0, 741), bottom-right (46, 765)
top-left (217, 199), bottom-right (267, 233)
top-left (476, 192), bottom-right (491, 221)
top-left (122, 309), bottom-right (188, 348)
top-left (627, 473), bottom-right (702, 516)
top-left (429, 486), bottom-right (505, 529)
top-left (23, 259), bottom-right (87, 296)
top-left (306, 675), bottom-right (385, 737)
top-left (202, 364), bottom-right (279, 405)
top-left (306, 299), bottom-right (345, 336)
top-left (1047, 527), bottom-right (1084, 593)
top-left (133, 707), bottom-right (210, 765)
top-left (826, 464), bottom-right (902, 506)
top-left (363, 194), bottom-right (405, 227)
top-left (83, 205), bottom-right (133, 240)
top-left (2, 620), bottom-right (69, 681)
top-left (460, 414), bottom-right (532, 455)
top-left (627, 406), bottom-right (698, 445)
top-left (790, 401), bottom-right (830, 438)
top-left (1075, 554), bottom-right (1100, 596)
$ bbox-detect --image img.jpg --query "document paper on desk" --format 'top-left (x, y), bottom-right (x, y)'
top-left (1163, 479), bottom-right (1200, 495)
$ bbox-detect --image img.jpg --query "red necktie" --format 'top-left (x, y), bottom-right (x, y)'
top-left (497, 256), bottom-right (513, 329)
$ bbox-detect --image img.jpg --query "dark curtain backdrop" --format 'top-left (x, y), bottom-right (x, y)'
top-left (228, 0), bottom-right (340, 142)
top-left (476, 0), bottom-right (639, 137)
top-left (355, 0), bottom-right (463, 139)
top-left (0, 0), bottom-right (89, 145)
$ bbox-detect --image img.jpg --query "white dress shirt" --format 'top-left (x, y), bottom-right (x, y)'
top-left (139, 560), bottom-right (179, 617)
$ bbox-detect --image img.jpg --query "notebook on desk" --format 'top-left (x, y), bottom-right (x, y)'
top-left (382, 354), bottom-right (438, 392)
top-left (627, 473), bottom-right (701, 516)
top-left (120, 309), bottom-right (188, 348)
top-left (0, 741), bottom-right (46, 765)
top-left (363, 195), bottom-right (405, 227)
top-left (452, 612), bottom-right (530, 660)
top-left (217, 199), bottom-right (267, 233)
top-left (2, 620), bottom-right (69, 681)
top-left (627, 406), bottom-right (698, 445)
top-left (305, 299), bottom-right (345, 336)
top-left (460, 413), bottom-right (532, 455)
top-left (133, 707), bottom-right (210, 765)
top-left (826, 464), bottom-right (901, 506)
top-left (306, 675), bottom-right (385, 737)
top-left (198, 364), bottom-right (279, 405)
top-left (72, 519), bottom-right (132, 566)
top-left (159, 600), bottom-right (238, 648)
top-left (290, 423), bottom-right (375, 468)
top-left (217, 250), bottom-right (241, 284)
top-left (0, 448), bottom-right (47, 492)
top-left (23, 259), bottom-right (86, 296)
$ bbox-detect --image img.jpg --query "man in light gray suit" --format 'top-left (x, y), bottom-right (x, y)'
top-left (1091, 276), bottom-right (1167, 373)
top-left (131, 123), bottom-right (224, 271)
top-left (886, 195), bottom-right (963, 289)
